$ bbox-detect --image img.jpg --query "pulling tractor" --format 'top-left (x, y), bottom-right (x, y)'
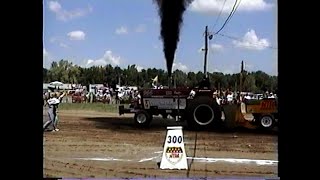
top-left (119, 84), bottom-right (222, 130)
top-left (119, 89), bottom-right (278, 130)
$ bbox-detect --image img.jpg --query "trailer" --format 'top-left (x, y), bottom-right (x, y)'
top-left (220, 97), bottom-right (278, 130)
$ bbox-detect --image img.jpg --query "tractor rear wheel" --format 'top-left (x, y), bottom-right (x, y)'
top-left (186, 96), bottom-right (222, 130)
top-left (134, 110), bottom-right (152, 128)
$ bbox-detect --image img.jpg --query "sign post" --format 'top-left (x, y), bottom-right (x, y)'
top-left (160, 126), bottom-right (188, 170)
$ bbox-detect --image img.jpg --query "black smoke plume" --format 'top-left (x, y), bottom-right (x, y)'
top-left (154, 0), bottom-right (193, 77)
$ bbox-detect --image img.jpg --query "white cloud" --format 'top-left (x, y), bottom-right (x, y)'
top-left (153, 44), bottom-right (160, 49)
top-left (49, 36), bottom-right (69, 48)
top-left (86, 59), bottom-right (107, 67)
top-left (43, 48), bottom-right (51, 68)
top-left (232, 29), bottom-right (269, 50)
top-left (115, 26), bottom-right (128, 35)
top-left (48, 1), bottom-right (61, 12)
top-left (135, 24), bottom-right (147, 33)
top-left (213, 68), bottom-right (234, 74)
top-left (173, 62), bottom-right (189, 72)
top-left (162, 55), bottom-right (189, 73)
top-left (48, 1), bottom-right (93, 21)
top-left (189, 0), bottom-right (273, 15)
top-left (146, 17), bottom-right (159, 24)
top-left (211, 43), bottom-right (224, 51)
top-left (245, 63), bottom-right (254, 70)
top-left (59, 43), bottom-right (69, 48)
top-left (136, 65), bottom-right (144, 72)
top-left (43, 48), bottom-right (48, 58)
top-left (212, 62), bottom-right (255, 74)
top-left (86, 50), bottom-right (121, 67)
top-left (272, 52), bottom-right (278, 75)
top-left (49, 37), bottom-right (57, 43)
top-left (67, 31), bottom-right (86, 40)
top-left (198, 43), bottom-right (223, 53)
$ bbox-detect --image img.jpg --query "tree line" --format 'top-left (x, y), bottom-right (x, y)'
top-left (43, 60), bottom-right (278, 94)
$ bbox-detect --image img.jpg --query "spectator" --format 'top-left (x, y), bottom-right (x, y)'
top-left (244, 93), bottom-right (251, 100)
top-left (268, 92), bottom-right (275, 98)
top-left (227, 92), bottom-right (233, 104)
top-left (43, 91), bottom-right (66, 132)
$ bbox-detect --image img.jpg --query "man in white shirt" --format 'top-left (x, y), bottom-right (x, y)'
top-left (213, 91), bottom-right (221, 105)
top-left (43, 92), bottom-right (66, 132)
top-left (244, 93), bottom-right (251, 100)
top-left (268, 93), bottom-right (275, 98)
top-left (227, 92), bottom-right (233, 104)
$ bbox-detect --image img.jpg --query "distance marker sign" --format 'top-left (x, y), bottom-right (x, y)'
top-left (160, 126), bottom-right (188, 170)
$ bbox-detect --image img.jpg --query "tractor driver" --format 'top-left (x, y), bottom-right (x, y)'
top-left (134, 90), bottom-right (141, 104)
top-left (213, 91), bottom-right (221, 105)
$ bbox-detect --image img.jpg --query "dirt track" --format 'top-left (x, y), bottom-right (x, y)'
top-left (43, 109), bottom-right (278, 178)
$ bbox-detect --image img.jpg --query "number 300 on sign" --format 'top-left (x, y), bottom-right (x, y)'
top-left (167, 135), bottom-right (182, 144)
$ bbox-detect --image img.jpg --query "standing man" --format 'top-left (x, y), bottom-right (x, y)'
top-left (43, 91), bottom-right (66, 132)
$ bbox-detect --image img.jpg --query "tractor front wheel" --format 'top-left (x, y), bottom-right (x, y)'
top-left (134, 110), bottom-right (152, 128)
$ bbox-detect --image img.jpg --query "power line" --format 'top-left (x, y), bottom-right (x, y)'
top-left (217, 33), bottom-right (278, 50)
top-left (212, 0), bottom-right (228, 30)
top-left (206, 0), bottom-right (276, 50)
top-left (225, 0), bottom-right (242, 27)
top-left (209, 0), bottom-right (276, 50)
top-left (214, 0), bottom-right (238, 35)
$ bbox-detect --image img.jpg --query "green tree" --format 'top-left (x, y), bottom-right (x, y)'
top-left (172, 70), bottom-right (187, 87)
top-left (43, 60), bottom-right (278, 93)
top-left (43, 68), bottom-right (49, 82)
top-left (104, 64), bottom-right (114, 85)
top-left (186, 72), bottom-right (197, 87)
top-left (243, 73), bottom-right (257, 92)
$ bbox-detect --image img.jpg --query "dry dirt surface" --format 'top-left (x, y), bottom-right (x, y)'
top-left (43, 109), bottom-right (279, 179)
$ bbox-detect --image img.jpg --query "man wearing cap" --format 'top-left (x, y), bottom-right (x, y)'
top-left (213, 91), bottom-right (221, 105)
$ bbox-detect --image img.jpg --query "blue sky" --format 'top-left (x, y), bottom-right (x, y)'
top-left (43, 0), bottom-right (277, 75)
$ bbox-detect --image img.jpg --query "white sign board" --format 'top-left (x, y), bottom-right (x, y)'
top-left (143, 98), bottom-right (186, 109)
top-left (160, 126), bottom-right (188, 170)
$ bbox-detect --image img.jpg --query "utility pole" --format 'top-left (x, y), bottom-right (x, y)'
top-left (240, 60), bottom-right (244, 93)
top-left (203, 26), bottom-right (208, 78)
top-left (174, 73), bottom-right (177, 88)
top-left (203, 25), bottom-right (213, 78)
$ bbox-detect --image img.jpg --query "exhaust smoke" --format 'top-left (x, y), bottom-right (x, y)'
top-left (154, 0), bottom-right (193, 77)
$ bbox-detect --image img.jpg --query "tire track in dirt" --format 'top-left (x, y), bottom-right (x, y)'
top-left (45, 157), bottom-right (277, 178)
top-left (44, 110), bottom-right (278, 178)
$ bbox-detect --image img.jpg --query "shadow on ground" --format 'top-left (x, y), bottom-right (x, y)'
top-left (83, 116), bottom-right (278, 136)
